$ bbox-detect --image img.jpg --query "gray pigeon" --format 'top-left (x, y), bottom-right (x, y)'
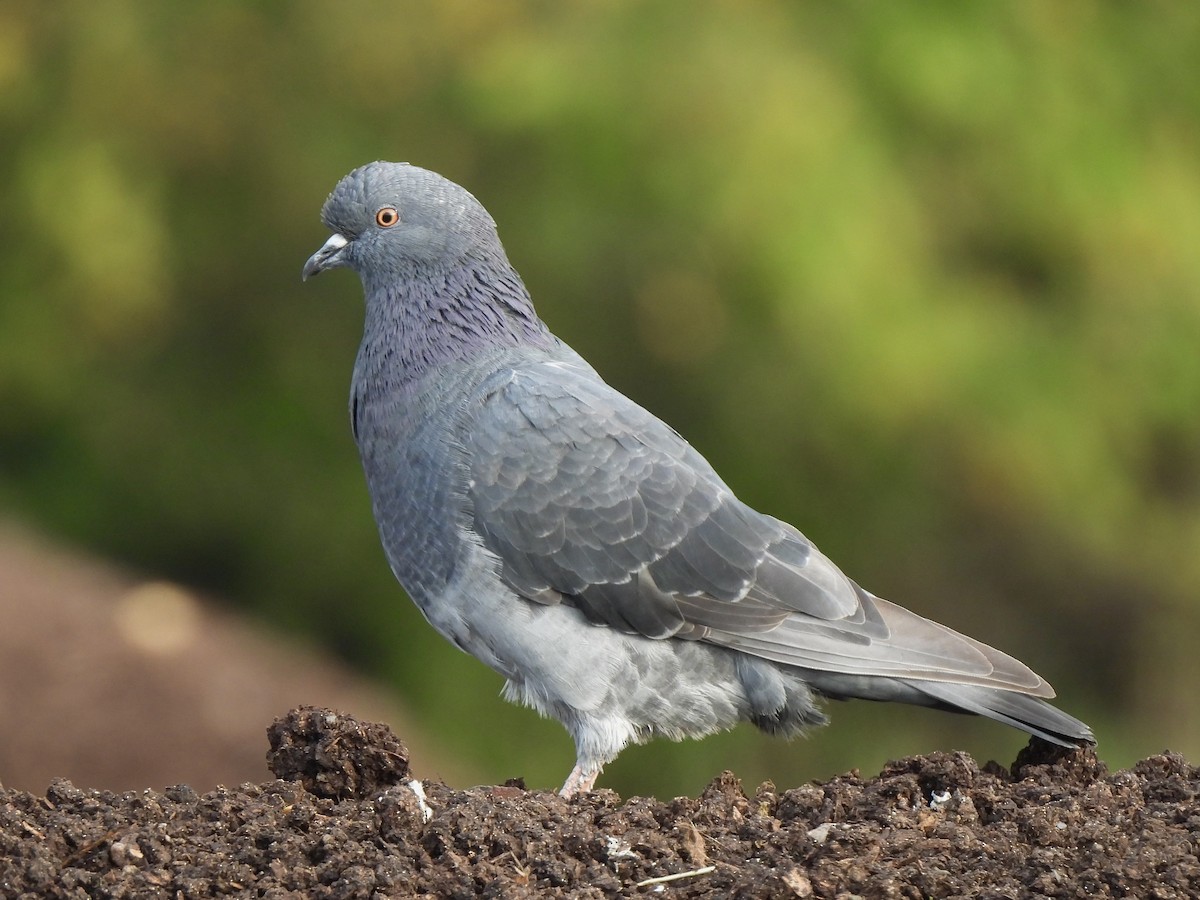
top-left (303, 161), bottom-right (1094, 797)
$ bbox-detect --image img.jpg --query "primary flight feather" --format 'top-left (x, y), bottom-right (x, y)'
top-left (303, 161), bottom-right (1094, 796)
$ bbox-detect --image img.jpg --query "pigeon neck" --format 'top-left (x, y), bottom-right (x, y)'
top-left (362, 256), bottom-right (555, 383)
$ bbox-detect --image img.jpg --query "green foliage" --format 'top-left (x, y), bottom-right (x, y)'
top-left (2, 2), bottom-right (1198, 795)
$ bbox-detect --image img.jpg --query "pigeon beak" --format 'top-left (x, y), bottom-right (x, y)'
top-left (302, 232), bottom-right (350, 280)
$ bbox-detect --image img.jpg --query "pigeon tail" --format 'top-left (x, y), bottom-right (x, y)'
top-left (795, 668), bottom-right (1094, 747)
top-left (908, 679), bottom-right (1095, 747)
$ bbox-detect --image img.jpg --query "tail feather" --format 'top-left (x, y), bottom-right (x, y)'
top-left (792, 668), bottom-right (1094, 747)
top-left (910, 679), bottom-right (1095, 747)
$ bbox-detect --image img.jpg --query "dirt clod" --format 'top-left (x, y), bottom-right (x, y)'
top-left (265, 705), bottom-right (410, 799)
top-left (3, 706), bottom-right (1199, 897)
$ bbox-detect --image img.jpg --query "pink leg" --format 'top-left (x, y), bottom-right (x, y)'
top-left (559, 763), bottom-right (602, 798)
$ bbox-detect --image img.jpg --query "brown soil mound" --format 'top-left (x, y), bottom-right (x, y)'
top-left (2, 707), bottom-right (1197, 898)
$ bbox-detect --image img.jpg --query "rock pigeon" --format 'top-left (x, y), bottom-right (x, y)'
top-left (303, 162), bottom-right (1094, 797)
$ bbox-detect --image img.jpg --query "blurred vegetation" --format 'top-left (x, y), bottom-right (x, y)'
top-left (2, 2), bottom-right (1199, 797)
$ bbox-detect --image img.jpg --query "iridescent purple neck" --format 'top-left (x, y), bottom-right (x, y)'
top-left (359, 256), bottom-right (557, 385)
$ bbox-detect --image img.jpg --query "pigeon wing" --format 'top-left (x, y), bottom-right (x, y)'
top-left (465, 360), bottom-right (1049, 694)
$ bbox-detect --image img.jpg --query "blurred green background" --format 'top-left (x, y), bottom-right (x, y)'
top-left (2, 2), bottom-right (1198, 798)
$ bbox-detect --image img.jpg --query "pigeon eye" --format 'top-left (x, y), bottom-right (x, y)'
top-left (375, 207), bottom-right (399, 227)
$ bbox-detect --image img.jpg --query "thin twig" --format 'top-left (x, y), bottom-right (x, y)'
top-left (635, 865), bottom-right (716, 887)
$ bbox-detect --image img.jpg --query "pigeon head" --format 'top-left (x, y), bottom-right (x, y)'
top-left (305, 162), bottom-right (554, 378)
top-left (303, 162), bottom-right (506, 286)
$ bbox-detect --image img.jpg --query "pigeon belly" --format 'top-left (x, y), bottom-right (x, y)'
top-left (432, 539), bottom-right (803, 773)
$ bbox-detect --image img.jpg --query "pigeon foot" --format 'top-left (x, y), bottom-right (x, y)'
top-left (559, 764), bottom-right (601, 798)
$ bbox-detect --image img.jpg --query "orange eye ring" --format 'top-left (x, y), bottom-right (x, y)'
top-left (375, 207), bottom-right (399, 227)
